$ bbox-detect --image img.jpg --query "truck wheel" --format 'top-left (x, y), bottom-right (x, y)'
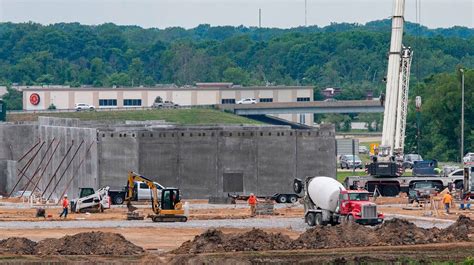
top-left (306, 213), bottom-right (316, 226)
top-left (277, 195), bottom-right (287, 203)
top-left (289, 195), bottom-right (298, 203)
top-left (114, 196), bottom-right (124, 205)
top-left (347, 215), bottom-right (355, 223)
top-left (315, 213), bottom-right (323, 226)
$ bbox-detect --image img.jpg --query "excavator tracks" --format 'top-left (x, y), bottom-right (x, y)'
top-left (151, 215), bottom-right (187, 223)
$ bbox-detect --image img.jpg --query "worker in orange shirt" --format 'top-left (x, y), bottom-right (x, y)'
top-left (248, 193), bottom-right (257, 217)
top-left (59, 194), bottom-right (69, 219)
top-left (442, 191), bottom-right (453, 214)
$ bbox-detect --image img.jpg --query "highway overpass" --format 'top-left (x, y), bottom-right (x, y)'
top-left (217, 100), bottom-right (384, 115)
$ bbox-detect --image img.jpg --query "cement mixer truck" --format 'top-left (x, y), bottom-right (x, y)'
top-left (293, 176), bottom-right (384, 226)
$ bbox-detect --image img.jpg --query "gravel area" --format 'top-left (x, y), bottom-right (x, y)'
top-left (0, 214), bottom-right (455, 231)
top-left (0, 217), bottom-right (307, 231)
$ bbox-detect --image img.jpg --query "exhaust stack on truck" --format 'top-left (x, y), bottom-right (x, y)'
top-left (294, 176), bottom-right (384, 226)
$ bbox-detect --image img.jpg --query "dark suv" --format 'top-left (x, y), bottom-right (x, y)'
top-left (403, 154), bottom-right (423, 169)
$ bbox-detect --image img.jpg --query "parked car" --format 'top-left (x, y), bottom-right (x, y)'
top-left (339, 154), bottom-right (363, 169)
top-left (75, 103), bottom-right (95, 111)
top-left (402, 154), bottom-right (423, 169)
top-left (358, 146), bottom-right (369, 154)
top-left (463, 153), bottom-right (474, 163)
top-left (408, 181), bottom-right (442, 203)
top-left (152, 101), bottom-right (179, 108)
top-left (236, 98), bottom-right (257, 104)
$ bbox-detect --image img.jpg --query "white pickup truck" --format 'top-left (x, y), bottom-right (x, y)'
top-left (108, 181), bottom-right (164, 205)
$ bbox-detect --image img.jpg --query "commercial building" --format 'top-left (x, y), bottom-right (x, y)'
top-left (21, 83), bottom-right (314, 125)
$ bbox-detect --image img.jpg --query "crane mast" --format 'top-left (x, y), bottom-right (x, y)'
top-left (381, 0), bottom-right (412, 157)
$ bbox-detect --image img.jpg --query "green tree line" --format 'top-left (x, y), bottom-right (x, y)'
top-left (0, 22), bottom-right (472, 89)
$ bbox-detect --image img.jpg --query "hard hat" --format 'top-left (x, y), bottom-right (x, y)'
top-left (64, 194), bottom-right (68, 197)
top-left (250, 193), bottom-right (254, 196)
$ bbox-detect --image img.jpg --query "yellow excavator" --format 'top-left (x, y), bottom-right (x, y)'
top-left (125, 171), bottom-right (187, 222)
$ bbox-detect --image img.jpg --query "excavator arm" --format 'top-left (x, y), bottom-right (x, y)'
top-left (126, 171), bottom-right (160, 214)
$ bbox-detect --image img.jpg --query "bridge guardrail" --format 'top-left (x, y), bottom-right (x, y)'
top-left (7, 104), bottom-right (216, 114)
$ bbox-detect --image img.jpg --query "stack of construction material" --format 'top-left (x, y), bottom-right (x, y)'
top-left (256, 200), bottom-right (274, 215)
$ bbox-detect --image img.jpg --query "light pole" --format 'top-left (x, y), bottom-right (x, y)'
top-left (460, 68), bottom-right (465, 164)
top-left (415, 96), bottom-right (421, 154)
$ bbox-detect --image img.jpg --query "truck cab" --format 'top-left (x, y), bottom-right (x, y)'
top-left (134, 181), bottom-right (164, 200)
top-left (463, 166), bottom-right (474, 197)
top-left (338, 190), bottom-right (384, 225)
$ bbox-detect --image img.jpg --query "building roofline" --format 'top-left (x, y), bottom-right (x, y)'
top-left (21, 85), bottom-right (314, 91)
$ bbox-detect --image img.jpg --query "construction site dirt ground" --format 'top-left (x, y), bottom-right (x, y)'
top-left (0, 198), bottom-right (471, 222)
top-left (0, 199), bottom-right (473, 263)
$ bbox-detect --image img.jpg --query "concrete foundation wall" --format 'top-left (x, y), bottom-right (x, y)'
top-left (98, 126), bottom-right (336, 199)
top-left (37, 125), bottom-right (98, 200)
top-left (0, 124), bottom-right (38, 161)
top-left (98, 131), bottom-right (139, 189)
top-left (0, 118), bottom-right (98, 200)
top-left (0, 160), bottom-right (18, 195)
top-left (0, 117), bottom-right (336, 200)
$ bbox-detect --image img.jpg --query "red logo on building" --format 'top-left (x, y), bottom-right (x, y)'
top-left (29, 93), bottom-right (40, 105)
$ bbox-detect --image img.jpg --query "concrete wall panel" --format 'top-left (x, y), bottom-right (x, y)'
top-left (217, 130), bottom-right (257, 196)
top-left (98, 132), bottom-right (138, 189)
top-left (138, 131), bottom-right (179, 188)
top-left (177, 131), bottom-right (217, 198)
top-left (256, 129), bottom-right (296, 195)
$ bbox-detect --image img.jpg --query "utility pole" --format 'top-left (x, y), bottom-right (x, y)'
top-left (460, 68), bottom-right (465, 163)
top-left (259, 8), bottom-right (261, 28)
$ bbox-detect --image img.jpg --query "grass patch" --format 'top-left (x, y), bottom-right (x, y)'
top-left (8, 108), bottom-right (263, 125)
top-left (336, 171), bottom-right (367, 183)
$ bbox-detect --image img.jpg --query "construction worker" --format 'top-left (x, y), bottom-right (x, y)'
top-left (442, 191), bottom-right (453, 214)
top-left (460, 195), bottom-right (471, 210)
top-left (248, 193), bottom-right (257, 217)
top-left (59, 194), bottom-right (69, 219)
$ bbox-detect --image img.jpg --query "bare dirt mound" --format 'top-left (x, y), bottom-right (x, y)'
top-left (172, 228), bottom-right (226, 254)
top-left (225, 228), bottom-right (293, 252)
top-left (375, 218), bottom-right (438, 245)
top-left (174, 216), bottom-right (474, 253)
top-left (0, 237), bottom-right (37, 255)
top-left (293, 223), bottom-right (377, 249)
top-left (438, 215), bottom-right (474, 241)
top-left (35, 231), bottom-right (144, 256)
top-left (173, 228), bottom-right (292, 254)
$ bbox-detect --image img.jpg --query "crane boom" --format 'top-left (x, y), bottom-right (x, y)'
top-left (381, 0), bottom-right (412, 157)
